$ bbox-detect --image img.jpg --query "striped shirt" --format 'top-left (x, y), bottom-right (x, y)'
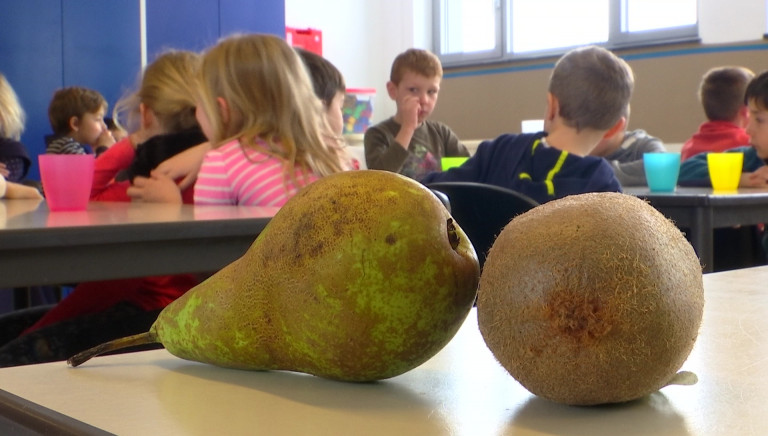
top-left (194, 139), bottom-right (317, 206)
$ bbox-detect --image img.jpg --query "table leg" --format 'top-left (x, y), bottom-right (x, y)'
top-left (689, 207), bottom-right (714, 273)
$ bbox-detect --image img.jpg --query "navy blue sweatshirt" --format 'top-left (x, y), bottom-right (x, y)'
top-left (420, 132), bottom-right (622, 205)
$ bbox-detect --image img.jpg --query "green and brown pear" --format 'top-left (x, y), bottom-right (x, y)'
top-left (69, 170), bottom-right (480, 381)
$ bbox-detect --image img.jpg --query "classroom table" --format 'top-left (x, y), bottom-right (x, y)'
top-left (0, 199), bottom-right (278, 288)
top-left (624, 187), bottom-right (768, 272)
top-left (0, 265), bottom-right (765, 435)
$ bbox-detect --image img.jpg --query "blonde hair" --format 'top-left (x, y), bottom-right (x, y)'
top-left (114, 50), bottom-right (200, 134)
top-left (196, 33), bottom-right (346, 184)
top-left (0, 73), bottom-right (26, 140)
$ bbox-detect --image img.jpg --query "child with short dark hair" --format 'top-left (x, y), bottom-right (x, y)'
top-left (45, 86), bottom-right (114, 154)
top-left (296, 48), bottom-right (346, 138)
top-left (680, 70), bottom-right (768, 187)
top-left (680, 66), bottom-right (754, 160)
top-left (364, 48), bottom-right (469, 179)
top-left (421, 45), bottom-right (633, 204)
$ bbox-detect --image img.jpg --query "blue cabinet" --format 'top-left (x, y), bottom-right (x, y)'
top-left (0, 0), bottom-right (284, 180)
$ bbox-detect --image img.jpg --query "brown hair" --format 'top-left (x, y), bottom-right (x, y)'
top-left (699, 66), bottom-right (754, 121)
top-left (549, 46), bottom-right (634, 132)
top-left (296, 48), bottom-right (346, 108)
top-left (389, 48), bottom-right (443, 84)
top-left (48, 87), bottom-right (107, 135)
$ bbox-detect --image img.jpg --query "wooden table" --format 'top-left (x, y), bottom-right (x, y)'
top-left (625, 187), bottom-right (768, 272)
top-left (0, 266), bottom-right (765, 435)
top-left (0, 199), bottom-right (277, 288)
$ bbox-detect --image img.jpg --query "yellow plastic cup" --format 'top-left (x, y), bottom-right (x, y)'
top-left (441, 157), bottom-right (468, 171)
top-left (707, 152), bottom-right (743, 192)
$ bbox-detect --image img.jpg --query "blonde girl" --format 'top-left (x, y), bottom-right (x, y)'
top-left (0, 73), bottom-right (25, 141)
top-left (130, 33), bottom-right (348, 206)
top-left (0, 73), bottom-right (34, 184)
top-left (92, 49), bottom-right (205, 202)
top-left (0, 51), bottom-right (205, 367)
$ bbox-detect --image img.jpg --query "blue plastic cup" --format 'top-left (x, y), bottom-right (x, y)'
top-left (643, 152), bottom-right (681, 192)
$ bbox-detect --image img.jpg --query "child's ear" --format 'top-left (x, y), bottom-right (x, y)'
top-left (545, 92), bottom-right (558, 121)
top-left (386, 81), bottom-right (398, 100)
top-left (602, 116), bottom-right (627, 139)
top-left (139, 103), bottom-right (151, 129)
top-left (737, 104), bottom-right (750, 127)
top-left (217, 97), bottom-right (230, 125)
top-left (69, 115), bottom-right (80, 132)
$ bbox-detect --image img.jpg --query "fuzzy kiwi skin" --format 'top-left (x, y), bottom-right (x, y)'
top-left (477, 192), bottom-right (704, 406)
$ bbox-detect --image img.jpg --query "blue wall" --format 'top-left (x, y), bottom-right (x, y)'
top-left (0, 0), bottom-right (284, 181)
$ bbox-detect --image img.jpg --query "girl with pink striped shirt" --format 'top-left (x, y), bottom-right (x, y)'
top-left (129, 33), bottom-right (349, 206)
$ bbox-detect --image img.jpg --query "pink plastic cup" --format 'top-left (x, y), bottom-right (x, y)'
top-left (38, 154), bottom-right (95, 211)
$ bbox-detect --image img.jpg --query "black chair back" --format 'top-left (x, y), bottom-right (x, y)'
top-left (426, 182), bottom-right (539, 269)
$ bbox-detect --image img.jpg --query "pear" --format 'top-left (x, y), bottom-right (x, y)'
top-left (68, 170), bottom-right (480, 381)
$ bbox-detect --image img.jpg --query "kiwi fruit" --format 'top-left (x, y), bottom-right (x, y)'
top-left (477, 192), bottom-right (704, 406)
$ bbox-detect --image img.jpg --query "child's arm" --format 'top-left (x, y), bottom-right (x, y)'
top-left (740, 166), bottom-right (768, 188)
top-left (393, 94), bottom-right (421, 151)
top-left (151, 142), bottom-right (211, 190)
top-left (364, 125), bottom-right (410, 172)
top-left (90, 137), bottom-right (136, 201)
top-left (678, 153), bottom-right (713, 186)
top-left (126, 173), bottom-right (183, 204)
top-left (0, 175), bottom-right (43, 200)
top-left (440, 125), bottom-right (471, 158)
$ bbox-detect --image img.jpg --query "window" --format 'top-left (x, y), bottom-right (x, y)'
top-left (433, 0), bottom-right (698, 66)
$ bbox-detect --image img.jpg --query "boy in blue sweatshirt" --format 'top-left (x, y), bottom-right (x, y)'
top-left (420, 45), bottom-right (634, 204)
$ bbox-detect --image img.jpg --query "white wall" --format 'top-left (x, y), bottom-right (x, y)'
top-left (285, 0), bottom-right (431, 125)
top-left (286, 0), bottom-right (766, 125)
top-left (699, 0), bottom-right (766, 43)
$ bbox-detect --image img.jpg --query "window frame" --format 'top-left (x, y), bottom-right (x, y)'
top-left (433, 0), bottom-right (699, 67)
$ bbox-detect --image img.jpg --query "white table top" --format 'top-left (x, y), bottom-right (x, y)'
top-left (0, 266), bottom-right (767, 435)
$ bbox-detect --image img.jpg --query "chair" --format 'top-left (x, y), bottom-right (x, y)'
top-left (426, 182), bottom-right (539, 269)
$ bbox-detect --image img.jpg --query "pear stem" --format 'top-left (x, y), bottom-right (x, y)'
top-left (67, 332), bottom-right (158, 367)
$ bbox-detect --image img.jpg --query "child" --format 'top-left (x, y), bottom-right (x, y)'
top-left (0, 73), bottom-right (32, 183)
top-left (678, 71), bottom-right (768, 271)
top-left (45, 86), bottom-right (115, 155)
top-left (421, 45), bottom-right (633, 204)
top-left (296, 48), bottom-right (346, 138)
top-left (92, 50), bottom-right (206, 202)
top-left (679, 70), bottom-right (768, 187)
top-left (0, 50), bottom-right (205, 367)
top-left (128, 33), bottom-right (349, 206)
top-left (589, 117), bottom-right (666, 186)
top-left (364, 48), bottom-right (469, 180)
top-left (680, 66), bottom-right (754, 160)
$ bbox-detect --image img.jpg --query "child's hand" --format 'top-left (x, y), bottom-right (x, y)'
top-left (0, 163), bottom-right (9, 178)
top-left (4, 181), bottom-right (43, 200)
top-left (739, 167), bottom-right (768, 188)
top-left (96, 129), bottom-right (116, 149)
top-left (127, 173), bottom-right (183, 204)
top-left (398, 94), bottom-right (421, 130)
top-left (152, 142), bottom-right (211, 190)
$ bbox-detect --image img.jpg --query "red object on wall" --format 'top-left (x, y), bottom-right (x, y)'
top-left (286, 27), bottom-right (322, 55)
